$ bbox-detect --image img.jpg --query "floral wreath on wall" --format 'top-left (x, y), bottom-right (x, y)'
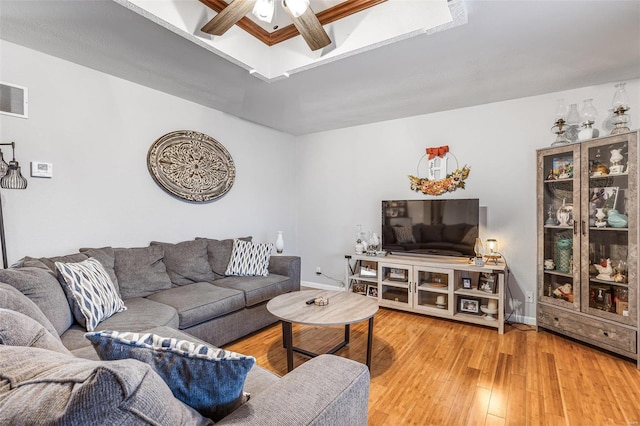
top-left (408, 146), bottom-right (471, 196)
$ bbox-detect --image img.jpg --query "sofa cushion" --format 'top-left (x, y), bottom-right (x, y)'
top-left (150, 240), bottom-right (216, 285)
top-left (0, 345), bottom-right (212, 425)
top-left (420, 224), bottom-right (446, 242)
top-left (78, 247), bottom-right (120, 294)
top-left (113, 245), bottom-right (172, 299)
top-left (0, 266), bottom-right (73, 336)
top-left (196, 236), bottom-right (252, 279)
top-left (0, 308), bottom-right (71, 355)
top-left (461, 225), bottom-right (478, 246)
top-left (442, 223), bottom-right (472, 243)
top-left (56, 258), bottom-right (127, 332)
top-left (86, 330), bottom-right (255, 422)
top-left (146, 283), bottom-right (245, 328)
top-left (24, 248), bottom-right (121, 297)
top-left (225, 239), bottom-right (273, 277)
top-left (0, 282), bottom-right (59, 338)
top-left (213, 274), bottom-right (292, 307)
top-left (60, 297), bottom-right (180, 351)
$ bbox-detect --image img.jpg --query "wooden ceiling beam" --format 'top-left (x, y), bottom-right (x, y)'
top-left (199, 0), bottom-right (387, 47)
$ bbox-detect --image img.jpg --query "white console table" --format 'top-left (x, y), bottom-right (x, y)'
top-left (345, 253), bottom-right (507, 334)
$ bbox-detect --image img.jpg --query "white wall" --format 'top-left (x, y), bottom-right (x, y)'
top-left (2, 39), bottom-right (638, 325)
top-left (0, 40), bottom-right (297, 261)
top-left (295, 79), bottom-right (640, 324)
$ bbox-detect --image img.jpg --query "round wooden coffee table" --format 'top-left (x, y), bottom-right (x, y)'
top-left (267, 290), bottom-right (378, 372)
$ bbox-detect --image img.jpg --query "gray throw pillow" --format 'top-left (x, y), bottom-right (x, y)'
top-left (0, 266), bottom-right (73, 335)
top-left (0, 345), bottom-right (212, 425)
top-left (150, 240), bottom-right (216, 285)
top-left (113, 246), bottom-right (172, 299)
top-left (0, 308), bottom-right (71, 354)
top-left (0, 282), bottom-right (60, 338)
top-left (196, 237), bottom-right (252, 278)
top-left (86, 330), bottom-right (254, 422)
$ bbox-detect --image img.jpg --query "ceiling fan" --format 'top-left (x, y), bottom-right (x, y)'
top-left (201, 0), bottom-right (332, 51)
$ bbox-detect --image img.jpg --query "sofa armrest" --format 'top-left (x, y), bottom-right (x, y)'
top-left (268, 256), bottom-right (300, 290)
top-left (217, 355), bottom-right (369, 425)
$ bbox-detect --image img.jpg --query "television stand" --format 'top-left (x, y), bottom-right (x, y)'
top-left (345, 253), bottom-right (506, 334)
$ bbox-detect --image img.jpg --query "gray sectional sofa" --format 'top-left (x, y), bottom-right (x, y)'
top-left (0, 237), bottom-right (370, 425)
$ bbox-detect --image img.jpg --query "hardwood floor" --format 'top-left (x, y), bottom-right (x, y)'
top-left (225, 307), bottom-right (640, 425)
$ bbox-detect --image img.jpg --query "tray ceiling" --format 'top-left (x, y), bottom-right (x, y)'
top-left (0, 0), bottom-right (638, 135)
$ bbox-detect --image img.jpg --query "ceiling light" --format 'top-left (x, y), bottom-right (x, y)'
top-left (283, 0), bottom-right (310, 18)
top-left (252, 0), bottom-right (275, 23)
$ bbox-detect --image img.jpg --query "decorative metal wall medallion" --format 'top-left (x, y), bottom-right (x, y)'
top-left (147, 130), bottom-right (236, 202)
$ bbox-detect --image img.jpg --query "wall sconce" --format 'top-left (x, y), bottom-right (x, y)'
top-left (484, 238), bottom-right (502, 264)
top-left (0, 142), bottom-right (28, 268)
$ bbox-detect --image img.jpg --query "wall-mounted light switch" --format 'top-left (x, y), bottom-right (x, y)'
top-left (30, 162), bottom-right (53, 178)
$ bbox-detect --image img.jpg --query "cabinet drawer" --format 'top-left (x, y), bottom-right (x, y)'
top-left (538, 304), bottom-right (637, 355)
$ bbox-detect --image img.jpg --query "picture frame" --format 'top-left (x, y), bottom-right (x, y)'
top-left (388, 268), bottom-right (408, 281)
top-left (478, 273), bottom-right (497, 293)
top-left (359, 260), bottom-right (378, 277)
top-left (552, 156), bottom-right (573, 179)
top-left (458, 297), bottom-right (480, 314)
top-left (461, 277), bottom-right (472, 289)
top-left (0, 82), bottom-right (29, 119)
top-left (589, 186), bottom-right (619, 211)
top-left (366, 285), bottom-right (379, 298)
top-left (352, 282), bottom-right (366, 295)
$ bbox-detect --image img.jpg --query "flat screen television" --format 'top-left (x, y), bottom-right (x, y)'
top-left (382, 199), bottom-right (479, 258)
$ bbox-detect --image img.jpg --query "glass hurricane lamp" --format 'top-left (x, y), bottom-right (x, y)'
top-left (610, 82), bottom-right (631, 135)
top-left (578, 99), bottom-right (600, 140)
top-left (551, 98), bottom-right (570, 146)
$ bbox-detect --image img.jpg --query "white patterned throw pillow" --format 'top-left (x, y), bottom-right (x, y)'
top-left (225, 239), bottom-right (273, 276)
top-left (55, 258), bottom-right (126, 331)
top-left (393, 226), bottom-right (416, 244)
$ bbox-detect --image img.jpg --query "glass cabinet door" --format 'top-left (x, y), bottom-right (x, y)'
top-left (581, 135), bottom-right (637, 326)
top-left (538, 145), bottom-right (581, 310)
top-left (414, 267), bottom-right (454, 313)
top-left (380, 263), bottom-right (411, 308)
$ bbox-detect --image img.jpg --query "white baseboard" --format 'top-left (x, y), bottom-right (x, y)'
top-left (301, 280), bottom-right (345, 291)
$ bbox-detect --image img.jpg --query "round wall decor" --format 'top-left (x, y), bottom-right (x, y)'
top-left (147, 130), bottom-right (235, 202)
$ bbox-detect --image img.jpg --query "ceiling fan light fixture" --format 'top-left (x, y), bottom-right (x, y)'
top-left (283, 0), bottom-right (310, 18)
top-left (252, 0), bottom-right (275, 23)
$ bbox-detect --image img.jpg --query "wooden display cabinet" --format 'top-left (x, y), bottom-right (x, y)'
top-left (536, 131), bottom-right (639, 368)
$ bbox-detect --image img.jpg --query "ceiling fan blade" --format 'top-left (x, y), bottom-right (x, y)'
top-left (201, 0), bottom-right (257, 36)
top-left (283, 3), bottom-right (331, 51)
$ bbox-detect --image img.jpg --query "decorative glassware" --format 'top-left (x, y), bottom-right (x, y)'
top-left (474, 238), bottom-right (483, 257)
top-left (591, 148), bottom-right (609, 176)
top-left (546, 204), bottom-right (558, 225)
top-left (551, 98), bottom-right (570, 146)
top-left (609, 148), bottom-right (624, 174)
top-left (555, 237), bottom-right (573, 273)
top-left (610, 82), bottom-right (631, 135)
top-left (578, 99), bottom-right (600, 140)
top-left (275, 231), bottom-right (284, 254)
top-left (367, 231), bottom-right (380, 254)
top-left (565, 103), bottom-right (581, 142)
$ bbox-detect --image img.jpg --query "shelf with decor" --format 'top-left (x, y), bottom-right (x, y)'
top-left (536, 130), bottom-right (638, 368)
top-left (345, 253), bottom-right (506, 333)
